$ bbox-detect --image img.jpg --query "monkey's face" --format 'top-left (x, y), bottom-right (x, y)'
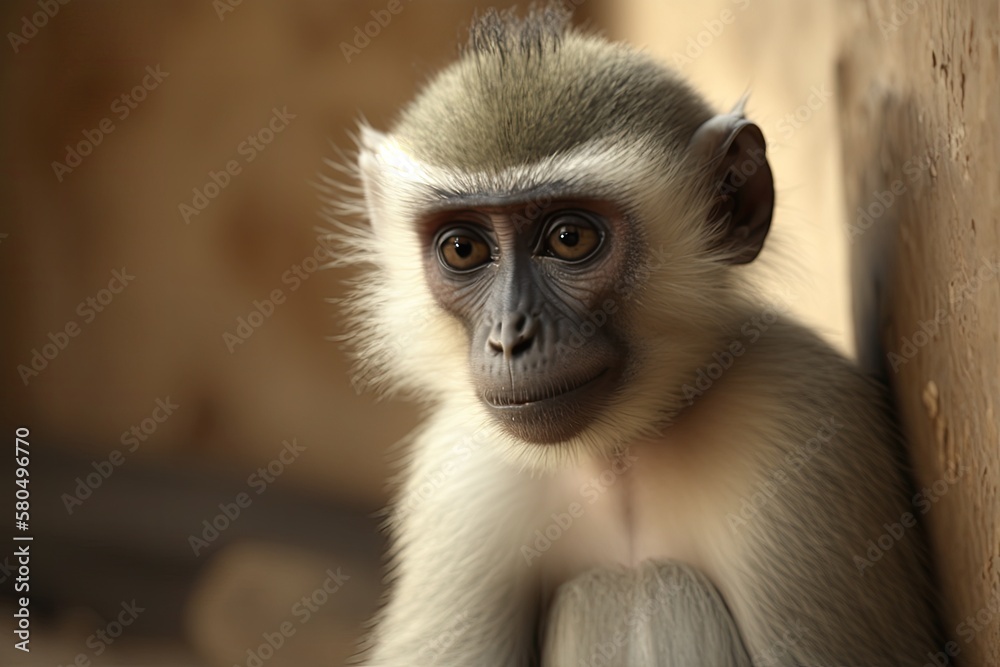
top-left (419, 197), bottom-right (635, 444)
top-left (344, 30), bottom-right (774, 463)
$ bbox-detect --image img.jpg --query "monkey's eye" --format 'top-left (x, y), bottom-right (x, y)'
top-left (438, 229), bottom-right (492, 272)
top-left (543, 216), bottom-right (603, 262)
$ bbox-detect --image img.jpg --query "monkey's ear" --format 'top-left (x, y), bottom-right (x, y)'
top-left (688, 103), bottom-right (774, 264)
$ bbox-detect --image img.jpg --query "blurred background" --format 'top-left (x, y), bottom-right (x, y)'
top-left (1, 1), bottom-right (996, 665)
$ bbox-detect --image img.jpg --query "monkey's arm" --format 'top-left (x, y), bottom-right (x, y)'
top-left (715, 324), bottom-right (941, 665)
top-left (357, 412), bottom-right (541, 667)
top-left (543, 561), bottom-right (751, 667)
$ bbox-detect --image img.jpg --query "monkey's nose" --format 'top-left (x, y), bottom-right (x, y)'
top-left (487, 312), bottom-right (538, 359)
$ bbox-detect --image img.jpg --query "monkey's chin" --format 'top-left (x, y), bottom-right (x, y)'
top-left (482, 368), bottom-right (614, 445)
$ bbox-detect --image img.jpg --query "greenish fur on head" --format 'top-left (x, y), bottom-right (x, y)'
top-left (391, 5), bottom-right (714, 171)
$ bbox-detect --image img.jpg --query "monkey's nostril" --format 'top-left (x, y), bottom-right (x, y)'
top-left (487, 321), bottom-right (504, 355)
top-left (511, 336), bottom-right (534, 356)
top-left (487, 313), bottom-right (538, 358)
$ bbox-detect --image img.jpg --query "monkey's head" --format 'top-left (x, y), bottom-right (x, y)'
top-left (332, 7), bottom-right (774, 468)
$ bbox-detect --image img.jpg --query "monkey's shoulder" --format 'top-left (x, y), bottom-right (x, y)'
top-left (712, 315), bottom-right (890, 421)
top-left (669, 315), bottom-right (901, 476)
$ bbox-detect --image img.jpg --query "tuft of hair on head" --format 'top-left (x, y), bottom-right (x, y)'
top-left (465, 3), bottom-right (572, 65)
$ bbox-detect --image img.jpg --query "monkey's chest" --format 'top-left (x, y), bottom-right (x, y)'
top-left (537, 445), bottom-right (742, 582)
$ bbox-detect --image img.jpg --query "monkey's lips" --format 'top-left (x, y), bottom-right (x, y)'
top-left (481, 368), bottom-right (613, 444)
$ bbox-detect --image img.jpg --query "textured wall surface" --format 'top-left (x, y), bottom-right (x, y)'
top-left (837, 1), bottom-right (1000, 665)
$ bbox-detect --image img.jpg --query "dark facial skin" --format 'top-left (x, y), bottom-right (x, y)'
top-left (420, 196), bottom-right (633, 444)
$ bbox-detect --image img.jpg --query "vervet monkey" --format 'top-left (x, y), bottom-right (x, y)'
top-left (328, 6), bottom-right (940, 666)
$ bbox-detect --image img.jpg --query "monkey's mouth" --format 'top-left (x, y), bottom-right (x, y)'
top-left (483, 368), bottom-right (609, 408)
top-left (480, 368), bottom-right (614, 444)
